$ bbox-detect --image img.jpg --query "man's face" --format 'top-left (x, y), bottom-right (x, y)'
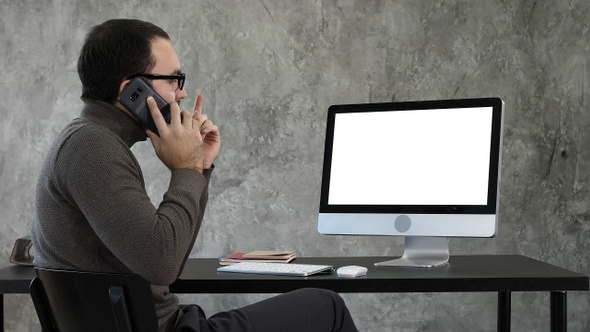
top-left (147, 37), bottom-right (187, 104)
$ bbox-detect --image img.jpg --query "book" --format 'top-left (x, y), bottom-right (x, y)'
top-left (219, 251), bottom-right (296, 265)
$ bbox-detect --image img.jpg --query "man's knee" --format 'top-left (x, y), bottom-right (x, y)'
top-left (295, 288), bottom-right (347, 308)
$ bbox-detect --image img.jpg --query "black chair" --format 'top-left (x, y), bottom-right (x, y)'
top-left (30, 268), bottom-right (158, 332)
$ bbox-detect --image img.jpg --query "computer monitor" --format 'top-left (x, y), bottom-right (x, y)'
top-left (318, 97), bottom-right (504, 267)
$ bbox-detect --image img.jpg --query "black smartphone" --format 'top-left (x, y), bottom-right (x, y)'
top-left (118, 77), bottom-right (171, 136)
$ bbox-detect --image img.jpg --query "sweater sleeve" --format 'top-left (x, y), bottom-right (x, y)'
top-left (55, 124), bottom-right (209, 285)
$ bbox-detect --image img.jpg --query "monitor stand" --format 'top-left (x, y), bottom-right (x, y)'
top-left (374, 236), bottom-right (450, 268)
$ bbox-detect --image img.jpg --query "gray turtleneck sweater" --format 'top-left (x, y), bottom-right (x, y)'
top-left (31, 99), bottom-right (211, 332)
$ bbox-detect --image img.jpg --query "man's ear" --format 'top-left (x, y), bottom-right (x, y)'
top-left (114, 79), bottom-right (133, 113)
top-left (118, 79), bottom-right (132, 95)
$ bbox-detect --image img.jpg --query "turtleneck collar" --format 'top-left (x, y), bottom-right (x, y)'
top-left (79, 98), bottom-right (148, 148)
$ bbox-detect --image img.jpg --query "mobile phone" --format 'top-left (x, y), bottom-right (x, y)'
top-left (118, 77), bottom-right (171, 136)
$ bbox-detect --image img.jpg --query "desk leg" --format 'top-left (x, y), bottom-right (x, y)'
top-left (1, 294), bottom-right (4, 332)
top-left (497, 291), bottom-right (511, 332)
top-left (550, 291), bottom-right (567, 332)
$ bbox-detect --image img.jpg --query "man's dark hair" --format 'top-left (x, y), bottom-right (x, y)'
top-left (77, 19), bottom-right (170, 103)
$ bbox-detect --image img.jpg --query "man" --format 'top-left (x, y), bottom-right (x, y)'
top-left (31, 19), bottom-right (358, 332)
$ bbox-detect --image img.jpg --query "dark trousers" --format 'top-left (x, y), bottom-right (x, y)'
top-left (175, 288), bottom-right (358, 332)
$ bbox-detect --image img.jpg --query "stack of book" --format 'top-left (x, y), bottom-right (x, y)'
top-left (219, 250), bottom-right (296, 265)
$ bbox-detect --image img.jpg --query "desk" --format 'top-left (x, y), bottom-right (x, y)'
top-left (1, 255), bottom-right (588, 332)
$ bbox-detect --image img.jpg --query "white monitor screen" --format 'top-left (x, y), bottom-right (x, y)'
top-left (328, 107), bottom-right (492, 206)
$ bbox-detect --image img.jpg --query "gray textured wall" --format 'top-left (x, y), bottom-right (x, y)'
top-left (1, 0), bottom-right (589, 331)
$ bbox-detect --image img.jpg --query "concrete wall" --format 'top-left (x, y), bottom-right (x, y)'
top-left (1, 0), bottom-right (589, 330)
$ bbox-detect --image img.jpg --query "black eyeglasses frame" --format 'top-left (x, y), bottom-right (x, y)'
top-left (129, 73), bottom-right (186, 91)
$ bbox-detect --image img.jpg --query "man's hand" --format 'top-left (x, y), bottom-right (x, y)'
top-left (192, 94), bottom-right (220, 169)
top-left (145, 96), bottom-right (205, 173)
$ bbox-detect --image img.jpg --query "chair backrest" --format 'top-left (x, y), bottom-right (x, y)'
top-left (30, 268), bottom-right (158, 332)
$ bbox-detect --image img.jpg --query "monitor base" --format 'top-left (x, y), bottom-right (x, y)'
top-left (375, 236), bottom-right (449, 268)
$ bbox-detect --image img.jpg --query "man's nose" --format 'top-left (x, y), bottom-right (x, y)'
top-left (176, 88), bottom-right (188, 101)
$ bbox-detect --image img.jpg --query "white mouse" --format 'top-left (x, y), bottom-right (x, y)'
top-left (336, 265), bottom-right (368, 278)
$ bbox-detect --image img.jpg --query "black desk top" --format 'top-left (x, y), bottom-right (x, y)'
top-left (171, 255), bottom-right (589, 294)
top-left (1, 255), bottom-right (588, 295)
top-left (0, 264), bottom-right (34, 294)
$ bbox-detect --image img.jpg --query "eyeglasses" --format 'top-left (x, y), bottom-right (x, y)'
top-left (129, 72), bottom-right (186, 91)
